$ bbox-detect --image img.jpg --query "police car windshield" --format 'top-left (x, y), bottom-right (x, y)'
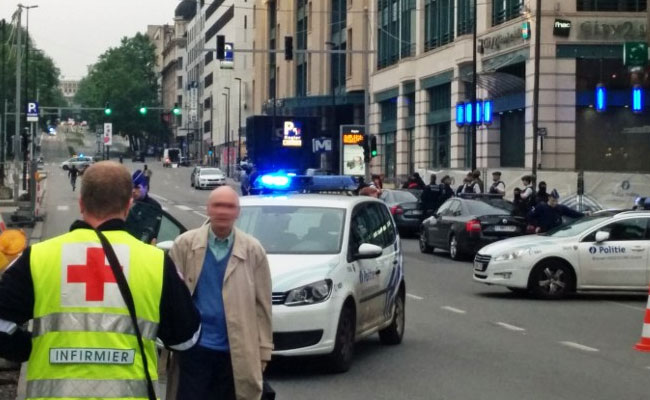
top-left (542, 215), bottom-right (609, 237)
top-left (236, 206), bottom-right (345, 254)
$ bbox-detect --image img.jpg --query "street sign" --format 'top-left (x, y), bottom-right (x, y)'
top-left (220, 43), bottom-right (234, 69)
top-left (538, 127), bottom-right (548, 137)
top-left (312, 138), bottom-right (332, 153)
top-left (189, 81), bottom-right (198, 123)
top-left (26, 101), bottom-right (39, 122)
top-left (103, 123), bottom-right (113, 146)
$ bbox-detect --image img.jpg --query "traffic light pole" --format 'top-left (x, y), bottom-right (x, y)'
top-left (13, 8), bottom-right (22, 203)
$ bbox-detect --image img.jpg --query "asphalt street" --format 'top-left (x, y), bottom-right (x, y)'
top-left (37, 131), bottom-right (650, 400)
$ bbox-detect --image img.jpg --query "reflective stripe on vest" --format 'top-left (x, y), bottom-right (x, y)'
top-left (32, 312), bottom-right (158, 340)
top-left (27, 379), bottom-right (149, 398)
top-left (27, 229), bottom-right (164, 400)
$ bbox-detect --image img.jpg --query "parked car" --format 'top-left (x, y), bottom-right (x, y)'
top-left (132, 151), bottom-right (145, 162)
top-left (60, 156), bottom-right (94, 172)
top-left (419, 195), bottom-right (527, 260)
top-left (380, 189), bottom-right (424, 235)
top-left (190, 166), bottom-right (202, 187)
top-left (195, 168), bottom-right (226, 189)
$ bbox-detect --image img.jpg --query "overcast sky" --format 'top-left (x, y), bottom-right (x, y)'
top-left (1, 0), bottom-right (180, 79)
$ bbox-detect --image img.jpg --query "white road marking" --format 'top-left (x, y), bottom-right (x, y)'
top-left (406, 293), bottom-right (423, 300)
top-left (175, 205), bottom-right (193, 211)
top-left (149, 193), bottom-right (169, 202)
top-left (605, 301), bottom-right (646, 312)
top-left (559, 341), bottom-right (599, 352)
top-left (57, 205), bottom-right (69, 211)
top-left (441, 306), bottom-right (466, 314)
top-left (495, 322), bottom-right (526, 332)
top-left (193, 211), bottom-right (208, 219)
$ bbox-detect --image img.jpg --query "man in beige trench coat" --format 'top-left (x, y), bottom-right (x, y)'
top-left (165, 186), bottom-right (273, 400)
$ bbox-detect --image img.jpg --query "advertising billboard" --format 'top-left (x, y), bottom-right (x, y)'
top-left (340, 125), bottom-right (365, 176)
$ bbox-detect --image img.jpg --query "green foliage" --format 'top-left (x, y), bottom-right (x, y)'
top-left (75, 33), bottom-right (166, 144)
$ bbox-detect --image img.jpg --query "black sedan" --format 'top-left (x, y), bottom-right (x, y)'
top-left (380, 189), bottom-right (424, 235)
top-left (419, 195), bottom-right (527, 260)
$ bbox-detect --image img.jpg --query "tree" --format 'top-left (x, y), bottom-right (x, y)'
top-left (75, 33), bottom-right (166, 150)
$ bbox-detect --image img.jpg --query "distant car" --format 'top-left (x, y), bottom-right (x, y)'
top-left (195, 168), bottom-right (226, 189)
top-left (380, 189), bottom-right (423, 235)
top-left (163, 148), bottom-right (181, 168)
top-left (60, 156), bottom-right (94, 172)
top-left (180, 156), bottom-right (192, 167)
top-left (132, 152), bottom-right (145, 162)
top-left (190, 166), bottom-right (202, 187)
top-left (419, 195), bottom-right (527, 260)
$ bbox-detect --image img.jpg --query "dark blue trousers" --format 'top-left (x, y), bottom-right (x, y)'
top-left (177, 346), bottom-right (236, 400)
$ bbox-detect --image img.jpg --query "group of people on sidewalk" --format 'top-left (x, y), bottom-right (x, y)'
top-left (0, 161), bottom-right (273, 400)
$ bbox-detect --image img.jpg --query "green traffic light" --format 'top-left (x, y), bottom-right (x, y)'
top-left (139, 107), bottom-right (147, 115)
top-left (173, 108), bottom-right (181, 116)
top-left (104, 108), bottom-right (112, 116)
top-left (371, 150), bottom-right (377, 157)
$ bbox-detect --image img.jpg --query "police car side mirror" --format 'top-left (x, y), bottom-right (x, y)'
top-left (595, 231), bottom-right (610, 243)
top-left (355, 243), bottom-right (383, 260)
top-left (156, 240), bottom-right (174, 252)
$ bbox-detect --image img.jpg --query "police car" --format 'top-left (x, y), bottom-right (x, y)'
top-left (136, 174), bottom-right (406, 372)
top-left (473, 211), bottom-right (650, 299)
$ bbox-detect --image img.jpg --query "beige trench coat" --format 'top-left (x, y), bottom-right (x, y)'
top-left (164, 225), bottom-right (273, 400)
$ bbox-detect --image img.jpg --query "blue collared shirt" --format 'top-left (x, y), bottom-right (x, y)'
top-left (207, 229), bottom-right (234, 262)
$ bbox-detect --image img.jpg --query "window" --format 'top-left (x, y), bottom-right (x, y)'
top-left (203, 120), bottom-right (211, 133)
top-left (492, 0), bottom-right (523, 26)
top-left (378, 0), bottom-right (413, 68)
top-left (308, 2), bottom-right (313, 31)
top-left (384, 132), bottom-right (396, 179)
top-left (204, 73), bottom-right (213, 88)
top-left (457, 0), bottom-right (474, 36)
top-left (205, 51), bottom-right (213, 65)
top-left (177, 76), bottom-right (183, 90)
top-left (374, 203), bottom-right (397, 246)
top-left (577, 0), bottom-right (646, 10)
top-left (429, 123), bottom-right (450, 168)
top-left (401, 0), bottom-right (416, 57)
top-left (406, 93), bottom-right (416, 117)
top-left (448, 200), bottom-right (462, 216)
top-left (380, 98), bottom-right (398, 122)
top-left (428, 83), bottom-right (451, 112)
top-left (204, 97), bottom-right (211, 109)
top-left (584, 218), bottom-right (648, 242)
top-left (406, 128), bottom-right (414, 175)
top-left (425, 0), bottom-right (454, 51)
top-left (347, 28), bottom-right (353, 78)
top-left (350, 204), bottom-right (393, 254)
top-left (296, 0), bottom-right (309, 97)
top-left (330, 0), bottom-right (347, 95)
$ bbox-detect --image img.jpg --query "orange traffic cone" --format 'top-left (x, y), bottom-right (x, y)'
top-left (635, 292), bottom-right (650, 351)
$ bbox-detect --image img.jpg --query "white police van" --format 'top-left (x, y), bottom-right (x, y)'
top-left (132, 174), bottom-right (406, 372)
top-left (473, 211), bottom-right (650, 299)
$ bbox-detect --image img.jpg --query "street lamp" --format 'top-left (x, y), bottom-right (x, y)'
top-left (234, 77), bottom-right (242, 162)
top-left (223, 88), bottom-right (230, 177)
top-left (325, 41), bottom-right (338, 138)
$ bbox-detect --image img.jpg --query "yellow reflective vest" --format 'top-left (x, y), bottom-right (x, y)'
top-left (26, 228), bottom-right (164, 400)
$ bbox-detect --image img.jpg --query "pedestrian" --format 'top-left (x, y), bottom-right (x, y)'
top-left (371, 174), bottom-right (383, 190)
top-left (240, 167), bottom-right (250, 196)
top-left (0, 161), bottom-right (201, 399)
top-left (528, 190), bottom-right (584, 233)
top-left (472, 169), bottom-right (484, 193)
top-left (166, 186), bottom-right (273, 400)
top-left (119, 154), bottom-right (123, 164)
top-left (132, 169), bottom-right (161, 209)
top-left (457, 174), bottom-right (472, 195)
top-left (488, 171), bottom-right (506, 196)
top-left (357, 176), bottom-right (369, 194)
top-left (412, 172), bottom-right (426, 190)
top-left (512, 187), bottom-right (527, 218)
top-left (421, 174), bottom-right (441, 216)
top-left (520, 175), bottom-right (536, 212)
top-left (439, 175), bottom-right (455, 205)
top-left (143, 164), bottom-right (153, 189)
top-left (68, 165), bottom-right (79, 191)
top-left (535, 181), bottom-right (549, 205)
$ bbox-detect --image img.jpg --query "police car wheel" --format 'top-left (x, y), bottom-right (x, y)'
top-left (419, 229), bottom-right (434, 254)
top-left (379, 289), bottom-right (405, 345)
top-left (328, 304), bottom-right (355, 373)
top-left (530, 261), bottom-right (574, 299)
top-left (449, 235), bottom-right (463, 261)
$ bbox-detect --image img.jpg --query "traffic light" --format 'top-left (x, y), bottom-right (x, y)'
top-left (139, 102), bottom-right (147, 115)
top-left (172, 103), bottom-right (181, 116)
top-left (369, 135), bottom-right (378, 158)
top-left (284, 36), bottom-right (293, 61)
top-left (216, 35), bottom-right (226, 60)
top-left (104, 102), bottom-right (112, 116)
top-left (21, 132), bottom-right (30, 153)
top-left (360, 135), bottom-right (370, 163)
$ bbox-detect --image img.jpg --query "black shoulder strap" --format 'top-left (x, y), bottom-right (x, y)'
top-left (94, 230), bottom-right (156, 400)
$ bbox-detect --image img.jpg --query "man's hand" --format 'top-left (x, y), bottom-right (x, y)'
top-left (262, 360), bottom-right (268, 372)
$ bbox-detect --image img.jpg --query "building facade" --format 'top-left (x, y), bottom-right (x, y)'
top-left (59, 79), bottom-right (80, 102)
top-left (369, 0), bottom-right (649, 184)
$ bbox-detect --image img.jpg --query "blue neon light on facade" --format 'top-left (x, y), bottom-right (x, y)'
top-left (633, 85), bottom-right (643, 113)
top-left (483, 100), bottom-right (493, 124)
top-left (465, 102), bottom-right (473, 124)
top-left (456, 102), bottom-right (465, 126)
top-left (596, 84), bottom-right (606, 112)
top-left (475, 101), bottom-right (483, 124)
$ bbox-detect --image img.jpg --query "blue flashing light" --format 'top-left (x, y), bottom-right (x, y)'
top-left (633, 85), bottom-right (643, 113)
top-left (465, 102), bottom-right (473, 125)
top-left (456, 102), bottom-right (465, 126)
top-left (596, 84), bottom-right (606, 112)
top-left (475, 101), bottom-right (483, 124)
top-left (260, 174), bottom-right (291, 189)
top-left (79, 153), bottom-right (84, 157)
top-left (287, 172), bottom-right (297, 176)
top-left (483, 100), bottom-right (493, 125)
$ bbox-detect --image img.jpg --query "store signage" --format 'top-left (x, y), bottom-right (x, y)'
top-left (480, 27), bottom-right (525, 55)
top-left (282, 121), bottom-right (302, 147)
top-left (577, 19), bottom-right (646, 41)
top-left (553, 19), bottom-right (572, 37)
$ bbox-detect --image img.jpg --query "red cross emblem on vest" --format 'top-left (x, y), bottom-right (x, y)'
top-left (67, 248), bottom-right (119, 302)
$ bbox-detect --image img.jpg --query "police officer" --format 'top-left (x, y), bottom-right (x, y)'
top-left (0, 161), bottom-right (200, 400)
top-left (488, 171), bottom-right (506, 196)
top-left (421, 174), bottom-right (441, 216)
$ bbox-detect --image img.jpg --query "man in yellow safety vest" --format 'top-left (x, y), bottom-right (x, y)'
top-left (0, 161), bottom-right (201, 399)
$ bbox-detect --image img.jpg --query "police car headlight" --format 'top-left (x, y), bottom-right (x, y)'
top-left (494, 248), bottom-right (531, 262)
top-left (284, 280), bottom-right (333, 306)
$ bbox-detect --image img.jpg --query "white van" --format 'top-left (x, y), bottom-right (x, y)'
top-left (163, 148), bottom-right (181, 168)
